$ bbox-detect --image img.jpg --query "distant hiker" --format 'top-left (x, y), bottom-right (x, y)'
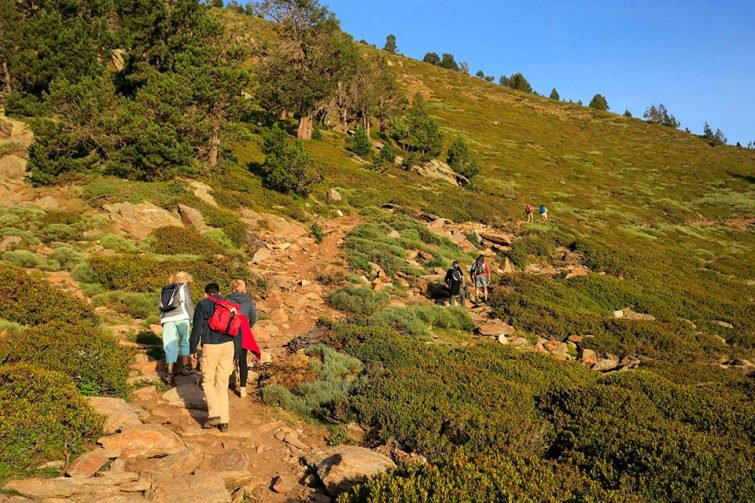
top-left (540, 204), bottom-right (548, 222)
top-left (190, 283), bottom-right (239, 433)
top-left (159, 272), bottom-right (194, 386)
top-left (228, 279), bottom-right (260, 399)
top-left (444, 261), bottom-right (466, 308)
top-left (525, 204), bottom-right (534, 223)
top-left (470, 255), bottom-right (492, 303)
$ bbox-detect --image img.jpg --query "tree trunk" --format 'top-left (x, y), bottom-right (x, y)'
top-left (280, 110), bottom-right (287, 121)
top-left (364, 115), bottom-right (370, 138)
top-left (297, 115), bottom-right (313, 140)
top-left (1, 62), bottom-right (11, 94)
top-left (208, 123), bottom-right (220, 167)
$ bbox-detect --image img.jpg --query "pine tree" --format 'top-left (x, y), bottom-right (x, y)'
top-left (406, 92), bottom-right (442, 160)
top-left (623, 109), bottom-right (632, 118)
top-left (589, 94), bottom-right (609, 111)
top-left (383, 34), bottom-right (397, 54)
top-left (643, 104), bottom-right (680, 128)
top-left (703, 122), bottom-right (727, 146)
top-left (549, 88), bottom-right (560, 100)
top-left (352, 126), bottom-right (371, 157)
top-left (260, 124), bottom-right (321, 195)
top-left (447, 135), bottom-right (470, 171)
top-left (475, 70), bottom-right (485, 79)
top-left (439, 54), bottom-right (459, 71)
top-left (423, 52), bottom-right (440, 65)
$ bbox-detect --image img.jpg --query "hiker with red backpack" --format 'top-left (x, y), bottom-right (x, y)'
top-left (525, 203), bottom-right (534, 223)
top-left (470, 255), bottom-right (492, 303)
top-left (159, 271), bottom-right (194, 386)
top-left (190, 283), bottom-right (240, 432)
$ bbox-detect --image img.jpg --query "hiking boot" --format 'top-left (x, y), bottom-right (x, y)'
top-left (239, 388), bottom-right (247, 398)
top-left (218, 424), bottom-right (229, 433)
top-left (203, 416), bottom-right (221, 429)
top-left (179, 356), bottom-right (192, 376)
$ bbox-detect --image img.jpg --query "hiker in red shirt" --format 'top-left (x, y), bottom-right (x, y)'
top-left (470, 255), bottom-right (492, 303)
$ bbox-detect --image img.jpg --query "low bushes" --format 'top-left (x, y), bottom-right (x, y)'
top-left (371, 304), bottom-right (474, 339)
top-left (147, 226), bottom-right (228, 256)
top-left (0, 263), bottom-right (98, 327)
top-left (0, 321), bottom-right (132, 397)
top-left (0, 363), bottom-right (104, 480)
top-left (91, 291), bottom-right (154, 320)
top-left (342, 452), bottom-right (626, 502)
top-left (327, 286), bottom-right (389, 316)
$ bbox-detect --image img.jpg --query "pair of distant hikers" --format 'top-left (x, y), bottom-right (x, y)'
top-left (525, 204), bottom-right (548, 222)
top-left (159, 273), bottom-right (260, 432)
top-left (444, 255), bottom-right (492, 306)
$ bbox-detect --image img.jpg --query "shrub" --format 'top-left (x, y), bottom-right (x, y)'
top-left (0, 363), bottom-right (104, 479)
top-left (100, 233), bottom-right (136, 252)
top-left (0, 263), bottom-right (98, 327)
top-left (310, 222), bottom-right (324, 244)
top-left (50, 245), bottom-right (86, 271)
top-left (260, 124), bottom-right (322, 196)
top-left (0, 321), bottom-right (132, 397)
top-left (342, 452), bottom-right (626, 502)
top-left (91, 291), bottom-right (154, 319)
top-left (327, 286), bottom-right (389, 316)
top-left (371, 304), bottom-right (474, 339)
top-left (379, 144), bottom-right (396, 164)
top-left (1, 250), bottom-right (60, 271)
top-left (147, 226), bottom-right (227, 256)
top-left (351, 126), bottom-right (371, 157)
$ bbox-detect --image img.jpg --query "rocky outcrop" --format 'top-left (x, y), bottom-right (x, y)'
top-left (86, 396), bottom-right (142, 434)
top-left (98, 424), bottom-right (186, 458)
top-left (163, 384), bottom-right (208, 410)
top-left (477, 319), bottom-right (516, 337)
top-left (176, 204), bottom-right (209, 232)
top-left (326, 188), bottom-right (342, 203)
top-left (412, 159), bottom-right (469, 187)
top-left (150, 471), bottom-right (230, 503)
top-left (103, 202), bottom-right (184, 239)
top-left (65, 448), bottom-right (120, 478)
top-left (305, 446), bottom-right (396, 496)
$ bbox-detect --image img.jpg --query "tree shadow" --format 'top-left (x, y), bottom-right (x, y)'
top-left (727, 170), bottom-right (755, 184)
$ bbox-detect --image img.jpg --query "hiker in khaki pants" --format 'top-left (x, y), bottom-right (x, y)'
top-left (190, 283), bottom-right (236, 432)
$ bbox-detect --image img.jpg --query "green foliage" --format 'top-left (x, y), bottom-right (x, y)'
top-left (260, 125), bottom-right (322, 196)
top-left (261, 344), bottom-right (364, 420)
top-left (91, 291), bottom-right (154, 320)
top-left (623, 109), bottom-right (632, 118)
top-left (589, 93), bottom-right (609, 111)
top-left (423, 52), bottom-right (441, 65)
top-left (1, 250), bottom-right (60, 271)
top-left (371, 304), bottom-right (474, 339)
top-left (379, 144), bottom-right (396, 164)
top-left (342, 452), bottom-right (625, 502)
top-left (0, 363), bottom-right (104, 480)
top-left (310, 222), bottom-right (325, 244)
top-left (0, 263), bottom-right (99, 327)
top-left (549, 88), bottom-right (560, 100)
top-left (351, 126), bottom-right (371, 157)
top-left (327, 286), bottom-right (390, 316)
top-left (100, 233), bottom-right (137, 252)
top-left (438, 53), bottom-right (459, 71)
top-left (703, 122), bottom-right (727, 146)
top-left (0, 321), bottom-right (132, 397)
top-left (404, 93), bottom-right (442, 159)
top-left (542, 371), bottom-right (755, 501)
top-left (643, 104), bottom-right (679, 128)
top-left (383, 34), bottom-right (397, 54)
top-left (500, 73), bottom-right (532, 93)
top-left (446, 134), bottom-right (480, 180)
top-left (147, 226), bottom-right (228, 256)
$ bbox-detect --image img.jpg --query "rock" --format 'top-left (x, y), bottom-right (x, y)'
top-left (66, 448), bottom-right (119, 478)
top-left (578, 348), bottom-right (597, 367)
top-left (497, 334), bottom-right (509, 344)
top-left (149, 324), bottom-right (163, 336)
top-left (613, 310), bottom-right (624, 319)
top-left (270, 475), bottom-right (286, 493)
top-left (40, 460), bottom-right (66, 470)
top-left (305, 446), bottom-right (396, 496)
top-left (477, 320), bottom-right (516, 337)
top-left (713, 320), bottom-right (734, 329)
top-left (176, 204), bottom-right (209, 232)
top-left (150, 471), bottom-right (230, 503)
top-left (191, 181), bottom-right (218, 207)
top-left (567, 335), bottom-right (584, 344)
top-left (4, 477), bottom-right (122, 499)
top-left (543, 340), bottom-right (568, 357)
top-left (479, 231), bottom-right (513, 247)
top-left (620, 355), bottom-right (641, 369)
top-left (593, 353), bottom-right (620, 372)
top-left (374, 438), bottom-right (428, 467)
top-left (0, 117), bottom-right (12, 138)
top-left (621, 308), bottom-right (655, 321)
top-left (103, 202), bottom-right (184, 240)
top-left (501, 257), bottom-right (514, 274)
top-left (388, 230), bottom-right (400, 239)
top-left (417, 250), bottom-right (433, 261)
top-left (565, 267), bottom-right (589, 280)
top-left (86, 397), bottom-right (142, 434)
top-left (98, 424), bottom-right (185, 458)
top-left (283, 433), bottom-right (309, 450)
top-left (326, 189), bottom-right (342, 204)
top-left (127, 447), bottom-right (204, 478)
top-left (0, 155), bottom-right (26, 187)
top-left (162, 384), bottom-right (207, 410)
top-left (336, 209), bottom-right (344, 217)
top-left (210, 449), bottom-right (250, 472)
top-left (509, 337), bottom-right (530, 347)
top-left (131, 386), bottom-right (160, 402)
top-left (251, 247), bottom-right (271, 264)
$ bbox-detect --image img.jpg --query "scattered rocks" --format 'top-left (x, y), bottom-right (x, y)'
top-left (305, 446), bottom-right (396, 496)
top-left (270, 475), bottom-right (286, 493)
top-left (326, 188), bottom-right (342, 204)
top-left (127, 447), bottom-right (204, 478)
top-left (65, 448), bottom-right (119, 478)
top-left (99, 424), bottom-right (186, 458)
top-left (479, 231), bottom-right (513, 247)
top-left (593, 353), bottom-right (620, 372)
top-left (4, 476), bottom-right (127, 500)
top-left (543, 340), bottom-right (569, 359)
top-left (86, 397), bottom-right (142, 434)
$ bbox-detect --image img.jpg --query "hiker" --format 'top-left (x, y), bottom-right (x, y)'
top-left (159, 272), bottom-right (194, 386)
top-left (525, 203), bottom-right (534, 223)
top-left (540, 204), bottom-right (548, 222)
top-left (444, 261), bottom-right (466, 308)
top-left (470, 255), bottom-right (491, 303)
top-left (190, 283), bottom-right (238, 432)
top-left (228, 279), bottom-right (259, 398)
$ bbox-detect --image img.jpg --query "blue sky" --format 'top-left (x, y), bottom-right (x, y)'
top-left (324, 0), bottom-right (754, 145)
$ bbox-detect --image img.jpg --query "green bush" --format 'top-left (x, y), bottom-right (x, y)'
top-left (0, 363), bottom-right (104, 479)
top-left (91, 291), bottom-right (154, 319)
top-left (342, 452), bottom-right (627, 502)
top-left (0, 263), bottom-right (98, 327)
top-left (327, 286), bottom-right (390, 316)
top-left (351, 126), bottom-right (371, 157)
top-left (147, 226), bottom-right (227, 256)
top-left (100, 233), bottom-right (136, 252)
top-left (50, 245), bottom-right (86, 271)
top-left (0, 321), bottom-right (132, 397)
top-left (1, 250), bottom-right (60, 271)
top-left (371, 304), bottom-right (474, 339)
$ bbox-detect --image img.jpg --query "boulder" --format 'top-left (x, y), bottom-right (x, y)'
top-left (578, 348), bottom-right (598, 367)
top-left (567, 335), bottom-right (584, 344)
top-left (103, 202), bottom-right (183, 240)
top-left (305, 446), bottom-right (396, 496)
top-left (565, 267), bottom-right (589, 280)
top-left (177, 204), bottom-right (209, 232)
top-left (126, 447), bottom-right (204, 478)
top-left (497, 334), bottom-right (509, 344)
top-left (509, 337), bottom-right (530, 347)
top-left (251, 247), bottom-right (271, 264)
top-left (479, 231), bottom-right (513, 247)
top-left (162, 384), bottom-right (207, 410)
top-left (65, 448), bottom-right (119, 478)
top-left (210, 449), bottom-right (250, 472)
top-left (0, 155), bottom-right (26, 188)
top-left (150, 471), bottom-right (230, 503)
top-left (713, 320), bottom-right (734, 329)
top-left (326, 188), bottom-right (342, 204)
top-left (0, 117), bottom-right (12, 138)
top-left (593, 353), bottom-right (620, 372)
top-left (477, 320), bottom-right (516, 337)
top-left (543, 340), bottom-right (569, 357)
top-left (622, 308), bottom-right (655, 321)
top-left (501, 257), bottom-right (514, 274)
top-left (190, 181), bottom-right (218, 207)
top-left (98, 424), bottom-right (186, 458)
top-left (86, 397), bottom-right (142, 435)
top-left (4, 477), bottom-right (123, 499)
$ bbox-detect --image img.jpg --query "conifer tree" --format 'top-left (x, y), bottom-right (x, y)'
top-left (549, 88), bottom-right (560, 100)
top-left (589, 94), bottom-right (609, 111)
top-left (423, 52), bottom-right (441, 65)
top-left (383, 34), bottom-right (398, 54)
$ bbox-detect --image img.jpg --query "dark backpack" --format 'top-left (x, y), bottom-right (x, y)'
top-left (207, 297), bottom-right (242, 336)
top-left (159, 284), bottom-right (181, 312)
top-left (449, 268), bottom-right (463, 294)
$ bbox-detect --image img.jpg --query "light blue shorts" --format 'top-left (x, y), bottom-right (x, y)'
top-left (162, 320), bottom-right (191, 363)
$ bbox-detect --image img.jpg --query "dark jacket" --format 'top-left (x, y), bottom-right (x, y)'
top-left (445, 266), bottom-right (464, 295)
top-left (227, 292), bottom-right (257, 360)
top-left (189, 294), bottom-right (236, 354)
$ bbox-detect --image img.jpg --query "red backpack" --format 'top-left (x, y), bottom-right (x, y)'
top-left (207, 297), bottom-right (242, 336)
